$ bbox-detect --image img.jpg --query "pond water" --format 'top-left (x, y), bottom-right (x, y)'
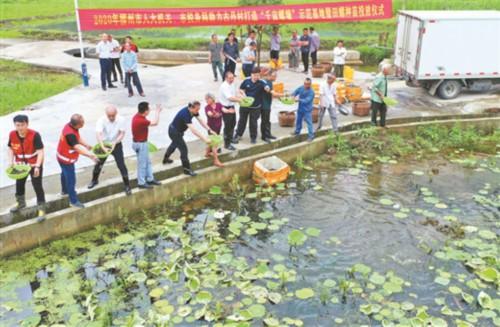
top-left (0, 152), bottom-right (498, 326)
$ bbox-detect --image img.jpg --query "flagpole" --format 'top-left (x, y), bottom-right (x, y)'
top-left (74, 0), bottom-right (89, 87)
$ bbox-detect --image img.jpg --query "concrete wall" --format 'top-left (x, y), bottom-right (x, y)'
top-left (0, 115), bottom-right (498, 257)
top-left (85, 47), bottom-right (361, 65)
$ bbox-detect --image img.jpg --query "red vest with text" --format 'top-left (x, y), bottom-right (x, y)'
top-left (9, 129), bottom-right (38, 165)
top-left (57, 124), bottom-right (80, 164)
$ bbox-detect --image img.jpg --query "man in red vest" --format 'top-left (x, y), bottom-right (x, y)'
top-left (7, 115), bottom-right (46, 221)
top-left (57, 114), bottom-right (98, 208)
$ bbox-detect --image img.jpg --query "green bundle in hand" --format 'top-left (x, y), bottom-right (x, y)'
top-left (280, 97), bottom-right (295, 105)
top-left (92, 142), bottom-right (113, 159)
top-left (383, 97), bottom-right (399, 107)
top-left (240, 97), bottom-right (255, 107)
top-left (209, 134), bottom-right (223, 147)
top-left (6, 164), bottom-right (31, 180)
top-left (148, 141), bottom-right (158, 153)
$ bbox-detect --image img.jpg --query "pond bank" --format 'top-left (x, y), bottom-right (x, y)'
top-left (0, 113), bottom-right (498, 257)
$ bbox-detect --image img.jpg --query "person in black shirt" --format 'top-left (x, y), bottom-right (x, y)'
top-left (162, 101), bottom-right (215, 176)
top-left (223, 33), bottom-right (240, 80)
top-left (299, 28), bottom-right (311, 73)
top-left (233, 67), bottom-right (270, 144)
top-left (260, 69), bottom-right (284, 143)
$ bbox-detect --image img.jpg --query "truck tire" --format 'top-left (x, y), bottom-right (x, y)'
top-left (437, 80), bottom-right (462, 99)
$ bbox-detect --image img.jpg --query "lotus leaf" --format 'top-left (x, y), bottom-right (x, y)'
top-left (478, 291), bottom-right (493, 309)
top-left (91, 142), bottom-right (113, 159)
top-left (305, 227), bottom-right (321, 237)
top-left (208, 134), bottom-right (223, 147)
top-left (369, 272), bottom-right (386, 285)
top-left (127, 272), bottom-right (147, 283)
top-left (147, 141), bottom-right (158, 153)
top-left (153, 300), bottom-right (174, 314)
top-left (196, 291), bottom-right (212, 304)
top-left (268, 292), bottom-right (282, 304)
top-left (264, 317), bottom-right (280, 326)
top-left (288, 230), bottom-right (307, 247)
top-left (383, 97), bottom-right (398, 107)
top-left (240, 97), bottom-right (255, 107)
top-left (248, 304), bottom-right (266, 318)
top-left (478, 230), bottom-right (496, 240)
top-left (259, 211), bottom-right (274, 219)
top-left (280, 97), bottom-right (295, 105)
top-left (434, 276), bottom-right (450, 286)
top-left (149, 287), bottom-right (164, 298)
top-left (295, 288), bottom-right (314, 300)
top-left (379, 198), bottom-right (393, 206)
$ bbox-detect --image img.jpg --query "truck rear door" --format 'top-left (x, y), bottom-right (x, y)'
top-left (395, 13), bottom-right (422, 77)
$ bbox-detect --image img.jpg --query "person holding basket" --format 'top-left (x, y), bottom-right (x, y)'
top-left (7, 114), bottom-right (46, 221)
top-left (87, 105), bottom-right (131, 196)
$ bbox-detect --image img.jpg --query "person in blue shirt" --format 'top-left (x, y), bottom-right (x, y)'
top-left (162, 101), bottom-right (215, 176)
top-left (122, 43), bottom-right (144, 97)
top-left (292, 78), bottom-right (316, 141)
top-left (233, 67), bottom-right (270, 144)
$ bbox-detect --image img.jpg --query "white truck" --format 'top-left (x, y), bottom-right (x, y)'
top-left (394, 11), bottom-right (500, 99)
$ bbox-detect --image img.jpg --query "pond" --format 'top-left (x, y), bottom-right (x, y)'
top-left (0, 133), bottom-right (499, 326)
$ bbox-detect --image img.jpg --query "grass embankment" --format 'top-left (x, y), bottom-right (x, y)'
top-left (313, 123), bottom-right (500, 170)
top-left (0, 59), bottom-right (80, 115)
top-left (1, 0), bottom-right (499, 64)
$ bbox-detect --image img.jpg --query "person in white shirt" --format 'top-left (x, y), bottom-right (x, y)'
top-left (317, 74), bottom-right (341, 132)
top-left (109, 34), bottom-right (123, 84)
top-left (87, 105), bottom-right (131, 195)
top-left (241, 41), bottom-right (257, 77)
top-left (219, 71), bottom-right (244, 150)
top-left (245, 30), bottom-right (256, 47)
top-left (96, 33), bottom-right (116, 91)
top-left (333, 40), bottom-right (347, 78)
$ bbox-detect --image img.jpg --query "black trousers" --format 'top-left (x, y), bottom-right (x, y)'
top-left (164, 126), bottom-right (190, 170)
top-left (99, 58), bottom-right (112, 89)
top-left (371, 101), bottom-right (387, 127)
top-left (125, 72), bottom-right (144, 95)
top-left (311, 50), bottom-right (318, 66)
top-left (260, 109), bottom-right (272, 140)
top-left (242, 63), bottom-right (254, 78)
top-left (236, 107), bottom-right (261, 140)
top-left (222, 108), bottom-right (236, 147)
top-left (223, 59), bottom-right (236, 80)
top-left (92, 142), bottom-right (129, 181)
top-left (301, 51), bottom-right (309, 72)
top-left (334, 64), bottom-right (344, 78)
top-left (270, 50), bottom-right (280, 60)
top-left (111, 58), bottom-right (123, 82)
top-left (16, 166), bottom-right (45, 204)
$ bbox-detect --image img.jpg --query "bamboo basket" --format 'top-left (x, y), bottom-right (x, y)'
top-left (352, 100), bottom-right (371, 116)
top-left (278, 111), bottom-right (295, 127)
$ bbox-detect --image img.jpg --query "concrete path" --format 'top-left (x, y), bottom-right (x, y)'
top-left (1, 38), bottom-right (499, 213)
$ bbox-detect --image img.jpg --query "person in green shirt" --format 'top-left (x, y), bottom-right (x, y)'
top-left (370, 64), bottom-right (391, 127)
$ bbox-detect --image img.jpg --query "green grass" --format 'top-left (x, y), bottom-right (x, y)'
top-left (0, 59), bottom-right (80, 115)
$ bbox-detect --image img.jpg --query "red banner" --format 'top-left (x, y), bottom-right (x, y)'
top-left (78, 0), bottom-right (392, 31)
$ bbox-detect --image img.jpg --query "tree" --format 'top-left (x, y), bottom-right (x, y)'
top-left (238, 0), bottom-right (283, 67)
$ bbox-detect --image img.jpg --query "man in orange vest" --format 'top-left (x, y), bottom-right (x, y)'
top-left (57, 114), bottom-right (98, 208)
top-left (7, 115), bottom-right (46, 221)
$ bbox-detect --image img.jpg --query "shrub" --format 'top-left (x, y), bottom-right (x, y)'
top-left (356, 45), bottom-right (392, 65)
